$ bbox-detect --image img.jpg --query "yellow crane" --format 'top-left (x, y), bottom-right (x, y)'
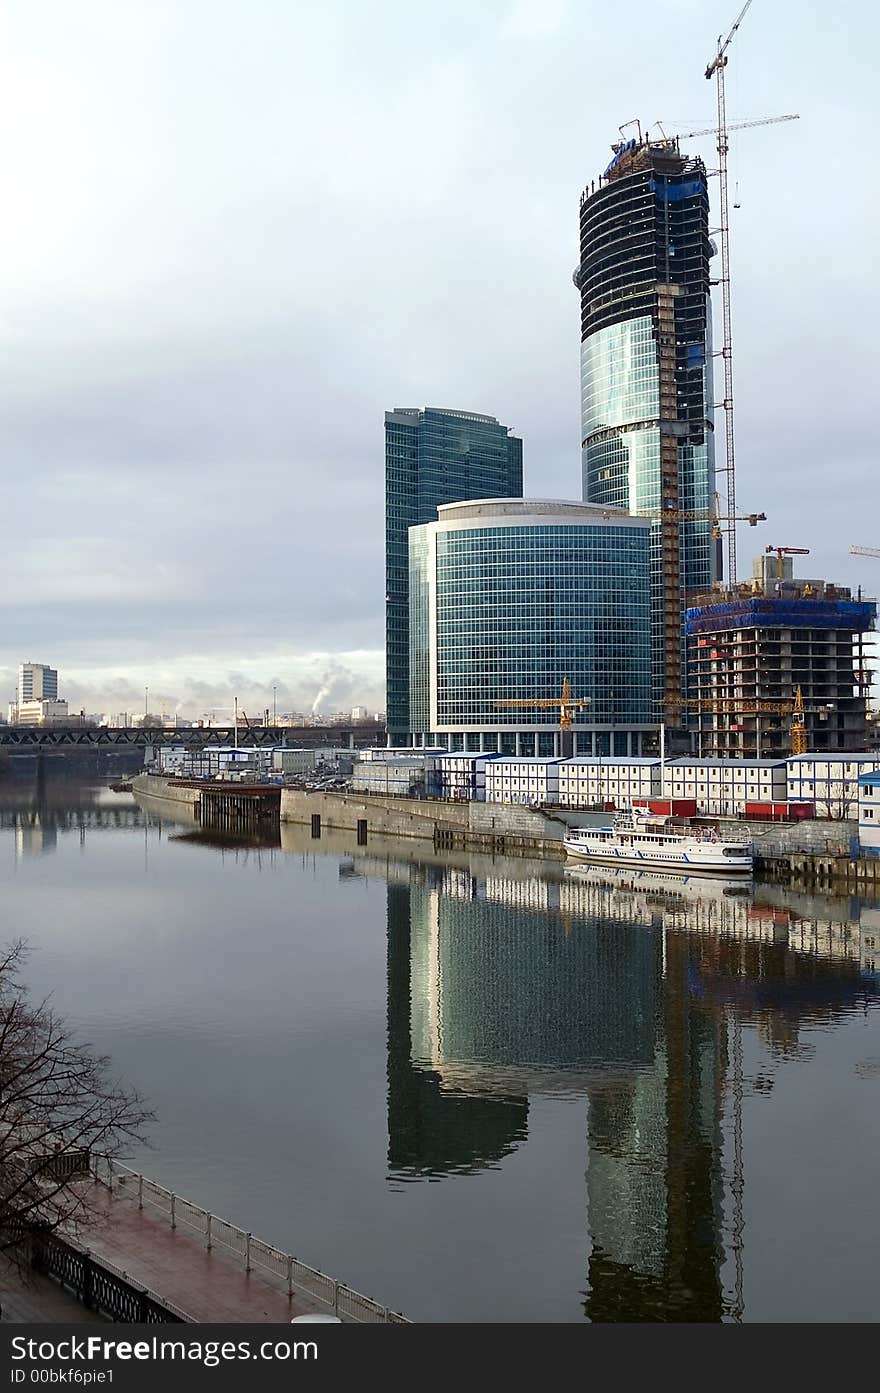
top-left (661, 690), bottom-right (810, 753)
top-left (791, 686), bottom-right (807, 755)
top-left (655, 506), bottom-right (765, 540)
top-left (765, 544), bottom-right (810, 580)
top-left (495, 679), bottom-right (591, 754)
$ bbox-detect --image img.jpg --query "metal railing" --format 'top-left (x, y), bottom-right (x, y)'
top-left (93, 1158), bottom-right (409, 1323)
top-left (33, 1230), bottom-right (190, 1323)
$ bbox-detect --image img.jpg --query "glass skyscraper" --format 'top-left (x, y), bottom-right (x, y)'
top-left (385, 408), bottom-right (523, 744)
top-left (574, 136), bottom-right (716, 712)
top-left (409, 499), bottom-right (653, 756)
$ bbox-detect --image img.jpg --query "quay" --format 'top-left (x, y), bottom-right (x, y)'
top-left (132, 775), bottom-right (281, 832)
top-left (17, 1159), bottom-right (406, 1324)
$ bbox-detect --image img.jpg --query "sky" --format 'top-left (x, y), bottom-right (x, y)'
top-left (2, 0), bottom-right (878, 720)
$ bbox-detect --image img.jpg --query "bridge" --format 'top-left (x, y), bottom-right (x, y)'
top-left (0, 722), bottom-right (386, 751)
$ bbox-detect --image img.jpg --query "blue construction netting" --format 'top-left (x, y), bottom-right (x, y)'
top-left (686, 598), bottom-right (876, 635)
top-left (648, 176), bottom-right (706, 202)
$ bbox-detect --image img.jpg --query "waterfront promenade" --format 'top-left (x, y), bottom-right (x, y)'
top-left (81, 1184), bottom-right (317, 1323)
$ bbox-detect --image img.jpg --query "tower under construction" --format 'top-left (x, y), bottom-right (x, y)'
top-left (687, 558), bottom-right (876, 757)
top-left (574, 133), bottom-right (717, 713)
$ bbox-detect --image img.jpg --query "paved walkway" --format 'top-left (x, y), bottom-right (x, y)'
top-left (79, 1185), bottom-right (326, 1323)
top-left (0, 1254), bottom-right (106, 1324)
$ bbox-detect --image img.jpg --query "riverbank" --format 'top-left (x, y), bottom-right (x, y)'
top-left (132, 774), bottom-right (878, 888)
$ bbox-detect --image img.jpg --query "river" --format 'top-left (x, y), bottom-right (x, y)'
top-left (1, 777), bottom-right (878, 1322)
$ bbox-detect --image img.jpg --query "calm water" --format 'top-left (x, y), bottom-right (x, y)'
top-left (2, 778), bottom-right (879, 1322)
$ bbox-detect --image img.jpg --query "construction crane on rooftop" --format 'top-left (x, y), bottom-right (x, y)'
top-left (763, 546), bottom-right (813, 579)
top-left (668, 113), bottom-right (799, 142)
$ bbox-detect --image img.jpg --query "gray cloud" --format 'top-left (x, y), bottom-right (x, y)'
top-left (3, 0), bottom-right (879, 718)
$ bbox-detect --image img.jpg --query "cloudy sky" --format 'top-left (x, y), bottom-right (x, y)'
top-left (2, 0), bottom-right (877, 719)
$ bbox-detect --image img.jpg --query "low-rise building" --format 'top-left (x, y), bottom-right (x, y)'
top-left (787, 754), bottom-right (880, 819)
top-left (350, 757), bottom-right (433, 797)
top-left (663, 758), bottom-right (788, 816)
top-left (857, 772), bottom-right (880, 855)
top-left (557, 758), bottom-right (660, 809)
top-left (8, 699), bottom-right (69, 726)
top-left (433, 754), bottom-right (501, 802)
top-left (484, 758), bottom-right (562, 805)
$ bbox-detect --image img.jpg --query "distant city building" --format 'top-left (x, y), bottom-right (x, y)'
top-left (351, 706), bottom-right (369, 721)
top-left (574, 136), bottom-right (716, 711)
top-left (8, 699), bottom-right (69, 726)
top-left (18, 663), bottom-right (58, 704)
top-left (408, 498), bottom-right (653, 756)
top-left (385, 407), bottom-right (523, 744)
top-left (687, 560), bottom-right (877, 757)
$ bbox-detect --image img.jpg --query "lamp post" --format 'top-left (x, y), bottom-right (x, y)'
top-left (144, 687), bottom-right (149, 726)
top-left (273, 686), bottom-right (277, 726)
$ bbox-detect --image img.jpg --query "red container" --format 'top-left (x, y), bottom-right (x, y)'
top-left (745, 802), bottom-right (773, 820)
top-left (787, 801), bottom-right (815, 820)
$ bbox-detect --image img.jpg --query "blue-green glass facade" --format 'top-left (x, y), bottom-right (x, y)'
top-left (409, 502), bottom-right (652, 751)
top-left (385, 408), bottom-right (523, 742)
top-left (575, 141), bottom-right (716, 711)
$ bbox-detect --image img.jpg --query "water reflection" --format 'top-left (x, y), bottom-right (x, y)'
top-left (0, 778), bottom-right (143, 858)
top-left (361, 852), bottom-right (878, 1321)
top-left (18, 785), bottom-right (874, 1326)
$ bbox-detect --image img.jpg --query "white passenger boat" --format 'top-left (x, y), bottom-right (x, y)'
top-left (563, 812), bottom-right (753, 876)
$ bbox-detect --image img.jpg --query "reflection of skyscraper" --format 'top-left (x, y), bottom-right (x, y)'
top-left (386, 882), bottom-right (528, 1177)
top-left (380, 853), bottom-right (879, 1319)
top-left (14, 814), bottom-right (58, 859)
top-left (406, 880), bottom-right (658, 1089)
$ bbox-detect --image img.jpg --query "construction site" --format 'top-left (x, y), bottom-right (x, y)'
top-left (686, 552), bottom-right (875, 757)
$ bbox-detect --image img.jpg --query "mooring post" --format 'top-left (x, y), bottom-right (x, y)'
top-left (170, 1193), bottom-right (176, 1230)
top-left (246, 1232), bottom-right (252, 1273)
top-left (138, 1174), bottom-right (144, 1210)
top-left (206, 1214), bottom-right (213, 1251)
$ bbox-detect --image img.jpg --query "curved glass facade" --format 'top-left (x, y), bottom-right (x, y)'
top-left (409, 503), bottom-right (652, 744)
top-left (575, 141), bottom-right (716, 710)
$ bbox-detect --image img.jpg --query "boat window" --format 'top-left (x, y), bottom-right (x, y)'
top-left (723, 847), bottom-right (747, 857)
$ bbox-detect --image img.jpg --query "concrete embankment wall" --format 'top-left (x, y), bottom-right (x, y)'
top-left (278, 789), bottom-right (584, 859)
top-left (131, 774), bottom-right (200, 811)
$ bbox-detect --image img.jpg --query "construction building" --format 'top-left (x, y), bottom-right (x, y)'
top-left (687, 558), bottom-right (876, 757)
top-left (385, 407), bottom-right (522, 745)
top-left (573, 133), bottom-right (716, 715)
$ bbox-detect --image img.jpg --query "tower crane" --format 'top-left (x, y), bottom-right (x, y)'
top-left (765, 544), bottom-right (809, 580)
top-left (660, 691), bottom-right (809, 755)
top-left (671, 113), bottom-right (799, 142)
top-left (495, 679), bottom-right (591, 756)
top-left (703, 1), bottom-right (800, 590)
top-left (654, 506), bottom-right (765, 540)
top-left (851, 545), bottom-right (880, 559)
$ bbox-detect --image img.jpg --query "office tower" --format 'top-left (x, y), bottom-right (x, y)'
top-left (385, 408), bottom-right (522, 744)
top-left (18, 663), bottom-right (58, 704)
top-left (408, 499), bottom-right (653, 756)
top-left (687, 559), bottom-right (877, 756)
top-left (574, 135), bottom-right (716, 711)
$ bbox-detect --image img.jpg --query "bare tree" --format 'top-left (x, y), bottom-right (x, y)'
top-left (816, 780), bottom-right (856, 821)
top-left (0, 941), bottom-right (151, 1266)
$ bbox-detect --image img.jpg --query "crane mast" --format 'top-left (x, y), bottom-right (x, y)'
top-left (706, 0), bottom-right (754, 588)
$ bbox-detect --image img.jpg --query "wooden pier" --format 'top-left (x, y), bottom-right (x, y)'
top-left (191, 782), bottom-right (281, 832)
